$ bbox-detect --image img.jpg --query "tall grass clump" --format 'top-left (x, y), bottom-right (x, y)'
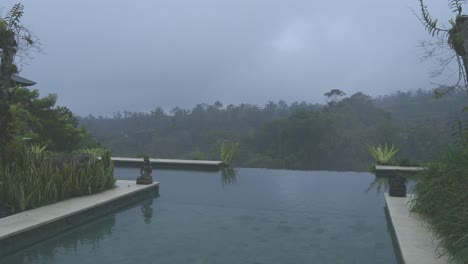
top-left (0, 145), bottom-right (115, 212)
top-left (410, 146), bottom-right (468, 263)
top-left (220, 141), bottom-right (239, 166)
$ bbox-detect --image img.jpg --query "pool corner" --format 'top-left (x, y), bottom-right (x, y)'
top-left (0, 180), bottom-right (159, 258)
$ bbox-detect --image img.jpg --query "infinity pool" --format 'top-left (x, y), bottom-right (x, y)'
top-left (2, 168), bottom-right (399, 264)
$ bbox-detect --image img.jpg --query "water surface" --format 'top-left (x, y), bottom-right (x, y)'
top-left (2, 168), bottom-right (398, 264)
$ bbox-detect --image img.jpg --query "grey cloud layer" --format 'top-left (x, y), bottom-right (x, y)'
top-left (4, 0), bottom-right (456, 115)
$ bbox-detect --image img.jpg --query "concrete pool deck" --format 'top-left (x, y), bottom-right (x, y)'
top-left (385, 194), bottom-right (450, 264)
top-left (0, 180), bottom-right (159, 257)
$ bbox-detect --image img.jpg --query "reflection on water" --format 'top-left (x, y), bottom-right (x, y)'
top-left (220, 167), bottom-right (237, 188)
top-left (365, 176), bottom-right (389, 194)
top-left (10, 214), bottom-right (116, 263)
top-left (141, 199), bottom-right (154, 224)
top-left (365, 172), bottom-right (418, 195)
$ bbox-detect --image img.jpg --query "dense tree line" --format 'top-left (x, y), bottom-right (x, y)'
top-left (248, 92), bottom-right (395, 170)
top-left (80, 89), bottom-right (468, 171)
top-left (80, 101), bottom-right (321, 161)
top-left (375, 89), bottom-right (468, 162)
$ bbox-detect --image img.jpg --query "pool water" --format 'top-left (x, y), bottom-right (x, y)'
top-left (2, 168), bottom-right (399, 264)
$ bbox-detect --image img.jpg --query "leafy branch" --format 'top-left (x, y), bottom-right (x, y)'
top-left (417, 0), bottom-right (449, 37)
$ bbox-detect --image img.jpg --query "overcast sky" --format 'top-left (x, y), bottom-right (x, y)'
top-left (2, 0), bottom-right (457, 116)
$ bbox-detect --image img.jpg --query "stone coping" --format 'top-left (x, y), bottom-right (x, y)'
top-left (111, 157), bottom-right (223, 166)
top-left (376, 165), bottom-right (425, 171)
top-left (385, 194), bottom-right (449, 264)
top-left (110, 157), bottom-right (224, 170)
top-left (0, 180), bottom-right (159, 257)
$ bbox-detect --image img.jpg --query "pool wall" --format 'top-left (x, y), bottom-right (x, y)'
top-left (0, 180), bottom-right (159, 258)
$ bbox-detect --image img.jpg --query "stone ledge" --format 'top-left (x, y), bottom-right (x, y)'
top-left (385, 194), bottom-right (449, 264)
top-left (0, 180), bottom-right (159, 257)
top-left (110, 157), bottom-right (224, 170)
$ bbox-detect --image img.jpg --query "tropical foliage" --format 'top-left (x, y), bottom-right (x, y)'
top-left (410, 146), bottom-right (468, 263)
top-left (80, 89), bottom-right (468, 171)
top-left (9, 87), bottom-right (91, 152)
top-left (220, 141), bottom-right (239, 166)
top-left (0, 145), bottom-right (115, 212)
top-left (73, 147), bottom-right (110, 157)
top-left (0, 3), bottom-right (39, 165)
top-left (0, 4), bottom-right (94, 165)
top-left (367, 143), bottom-right (399, 165)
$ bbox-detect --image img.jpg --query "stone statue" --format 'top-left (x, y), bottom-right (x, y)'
top-left (136, 156), bottom-right (153, 185)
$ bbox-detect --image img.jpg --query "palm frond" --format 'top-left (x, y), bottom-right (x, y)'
top-left (449, 0), bottom-right (466, 15)
top-left (417, 0), bottom-right (449, 36)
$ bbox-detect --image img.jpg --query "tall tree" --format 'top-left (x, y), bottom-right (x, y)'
top-left (0, 4), bottom-right (38, 164)
top-left (324, 89), bottom-right (346, 105)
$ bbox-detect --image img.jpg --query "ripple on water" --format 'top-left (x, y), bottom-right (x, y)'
top-left (234, 214), bottom-right (255, 223)
top-left (251, 226), bottom-right (261, 232)
top-left (348, 220), bottom-right (373, 233)
top-left (314, 227), bottom-right (325, 234)
top-left (276, 225), bottom-right (294, 233)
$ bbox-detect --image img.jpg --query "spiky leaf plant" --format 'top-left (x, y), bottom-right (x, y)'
top-left (366, 143), bottom-right (399, 165)
top-left (220, 141), bottom-right (239, 166)
top-left (0, 145), bottom-right (115, 212)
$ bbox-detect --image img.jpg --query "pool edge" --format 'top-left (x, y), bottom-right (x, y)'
top-left (0, 180), bottom-right (159, 258)
top-left (384, 193), bottom-right (450, 264)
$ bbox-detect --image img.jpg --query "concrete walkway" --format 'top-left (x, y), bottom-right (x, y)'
top-left (0, 180), bottom-right (159, 257)
top-left (385, 194), bottom-right (450, 264)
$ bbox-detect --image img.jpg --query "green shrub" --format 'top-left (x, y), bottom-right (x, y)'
top-left (410, 147), bottom-right (468, 263)
top-left (190, 147), bottom-right (205, 160)
top-left (0, 146), bottom-right (115, 212)
top-left (397, 158), bottom-right (421, 167)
